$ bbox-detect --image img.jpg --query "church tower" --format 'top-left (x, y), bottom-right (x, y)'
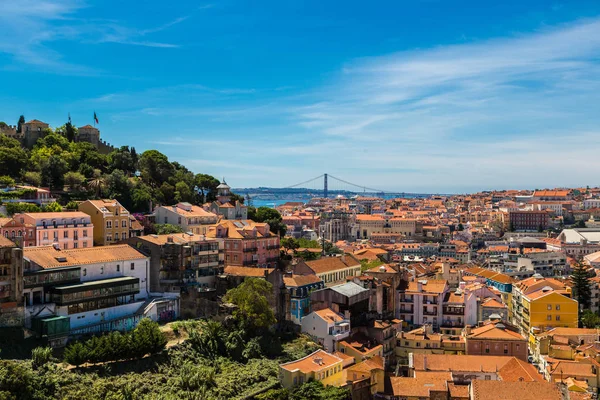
top-left (216, 179), bottom-right (231, 204)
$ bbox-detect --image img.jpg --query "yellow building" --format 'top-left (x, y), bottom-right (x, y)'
top-left (279, 350), bottom-right (344, 389)
top-left (78, 199), bottom-right (131, 246)
top-left (511, 276), bottom-right (578, 340)
top-left (395, 326), bottom-right (465, 365)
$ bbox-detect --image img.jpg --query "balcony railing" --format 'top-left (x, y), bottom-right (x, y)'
top-left (267, 245), bottom-right (280, 250)
top-left (400, 297), bottom-right (413, 303)
top-left (441, 321), bottom-right (464, 327)
top-left (399, 307), bottom-right (413, 313)
top-left (443, 309), bottom-right (465, 316)
top-left (423, 308), bottom-right (438, 316)
top-left (242, 260), bottom-right (256, 266)
top-left (243, 247), bottom-right (258, 253)
top-left (266, 257), bottom-right (279, 263)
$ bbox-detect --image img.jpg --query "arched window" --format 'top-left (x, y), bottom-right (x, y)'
top-left (17, 231), bottom-right (22, 237)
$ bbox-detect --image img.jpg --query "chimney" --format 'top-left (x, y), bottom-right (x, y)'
top-left (417, 281), bottom-right (423, 292)
top-left (52, 243), bottom-right (60, 251)
top-left (459, 281), bottom-right (466, 290)
top-left (167, 236), bottom-right (174, 243)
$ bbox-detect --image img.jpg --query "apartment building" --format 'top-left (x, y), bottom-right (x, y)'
top-left (395, 325), bottom-right (466, 365)
top-left (129, 233), bottom-right (224, 292)
top-left (511, 275), bottom-right (578, 336)
top-left (507, 211), bottom-right (549, 231)
top-left (1, 216), bottom-right (36, 247)
top-left (284, 274), bottom-right (324, 325)
top-left (355, 214), bottom-right (416, 240)
top-left (0, 237), bottom-right (23, 327)
top-left (398, 279), bottom-right (449, 329)
top-left (14, 212), bottom-right (93, 249)
top-left (207, 180), bottom-right (247, 220)
top-left (22, 245), bottom-right (166, 338)
top-left (441, 288), bottom-right (478, 335)
top-left (79, 199), bottom-right (132, 245)
top-left (464, 321), bottom-right (528, 360)
top-left (155, 202), bottom-right (218, 235)
top-left (205, 220), bottom-right (280, 268)
top-left (294, 254), bottom-right (361, 286)
top-left (301, 307), bottom-right (350, 352)
top-left (279, 350), bottom-right (344, 389)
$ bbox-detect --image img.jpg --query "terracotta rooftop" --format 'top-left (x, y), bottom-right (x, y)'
top-left (412, 354), bottom-right (516, 373)
top-left (136, 233), bottom-right (217, 246)
top-left (283, 274), bottom-right (323, 287)
top-left (23, 244), bottom-right (146, 269)
top-left (468, 323), bottom-right (526, 341)
top-left (471, 380), bottom-right (563, 400)
top-left (305, 254), bottom-right (361, 274)
top-left (279, 349), bottom-right (342, 373)
top-left (313, 308), bottom-right (346, 323)
top-left (406, 279), bottom-right (448, 294)
top-left (0, 236), bottom-right (16, 247)
top-left (390, 371), bottom-right (451, 397)
top-left (223, 266), bottom-right (273, 277)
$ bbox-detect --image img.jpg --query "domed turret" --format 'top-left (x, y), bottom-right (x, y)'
top-left (217, 178), bottom-right (231, 203)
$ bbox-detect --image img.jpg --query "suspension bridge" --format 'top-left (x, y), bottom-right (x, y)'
top-left (233, 173), bottom-right (434, 202)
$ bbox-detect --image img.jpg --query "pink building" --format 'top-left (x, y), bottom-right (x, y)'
top-left (464, 320), bottom-right (528, 361)
top-left (206, 220), bottom-right (280, 268)
top-left (0, 217), bottom-right (36, 247)
top-left (14, 212), bottom-right (93, 249)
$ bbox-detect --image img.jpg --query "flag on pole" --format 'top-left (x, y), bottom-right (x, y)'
top-left (94, 111), bottom-right (99, 125)
top-left (68, 113), bottom-right (71, 124)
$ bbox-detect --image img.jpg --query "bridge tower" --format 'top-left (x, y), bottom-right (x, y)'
top-left (323, 173), bottom-right (328, 198)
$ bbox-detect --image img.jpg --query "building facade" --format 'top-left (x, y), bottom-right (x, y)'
top-left (15, 212), bottom-right (93, 249)
top-left (206, 220), bottom-right (280, 268)
top-left (155, 202), bottom-right (218, 235)
top-left (79, 199), bottom-right (132, 246)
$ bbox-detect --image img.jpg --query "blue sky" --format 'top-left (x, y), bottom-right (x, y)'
top-left (1, 0), bottom-right (600, 193)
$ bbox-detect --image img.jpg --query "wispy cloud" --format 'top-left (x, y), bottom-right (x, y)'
top-left (0, 0), bottom-right (185, 73)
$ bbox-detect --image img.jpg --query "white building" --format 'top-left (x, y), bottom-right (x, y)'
top-left (155, 202), bottom-right (218, 235)
top-left (301, 307), bottom-right (350, 352)
top-left (22, 245), bottom-right (178, 336)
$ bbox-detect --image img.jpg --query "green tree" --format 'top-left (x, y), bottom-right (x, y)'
top-left (65, 200), bottom-right (79, 210)
top-left (248, 206), bottom-right (257, 221)
top-left (87, 174), bottom-right (106, 198)
top-left (42, 155), bottom-right (69, 190)
top-left (0, 134), bottom-right (28, 178)
top-left (289, 380), bottom-right (350, 400)
top-left (0, 175), bottom-right (15, 187)
top-left (43, 202), bottom-right (63, 212)
top-left (5, 202), bottom-right (41, 214)
top-left (360, 258), bottom-right (384, 272)
top-left (108, 146), bottom-right (137, 176)
top-left (106, 169), bottom-right (133, 209)
top-left (131, 182), bottom-right (153, 212)
top-left (31, 346), bottom-right (53, 369)
top-left (64, 171), bottom-right (86, 191)
top-left (223, 278), bottom-right (276, 333)
top-left (194, 173), bottom-right (220, 203)
top-left (16, 115), bottom-right (25, 133)
top-left (571, 262), bottom-right (592, 311)
top-left (132, 318), bottom-right (167, 356)
top-left (63, 342), bottom-right (88, 366)
top-left (188, 320), bottom-right (225, 359)
top-left (155, 224), bottom-right (184, 235)
top-left (138, 150), bottom-right (174, 188)
top-left (23, 171), bottom-right (42, 187)
top-left (581, 310), bottom-right (600, 328)
top-left (281, 237), bottom-right (299, 254)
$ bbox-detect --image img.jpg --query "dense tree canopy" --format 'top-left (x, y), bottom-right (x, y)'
top-left (0, 129), bottom-right (241, 214)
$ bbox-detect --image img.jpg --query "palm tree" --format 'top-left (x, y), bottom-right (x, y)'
top-left (87, 176), bottom-right (106, 199)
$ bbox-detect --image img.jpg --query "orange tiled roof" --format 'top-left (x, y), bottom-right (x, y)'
top-left (406, 279), bottom-right (448, 294)
top-left (23, 245), bottom-right (146, 269)
top-left (279, 349), bottom-right (342, 373)
top-left (136, 233), bottom-right (216, 246)
top-left (471, 380), bottom-right (563, 400)
top-left (283, 274), bottom-right (323, 287)
top-left (305, 254), bottom-right (360, 274)
top-left (0, 236), bottom-right (16, 247)
top-left (223, 266), bottom-right (273, 277)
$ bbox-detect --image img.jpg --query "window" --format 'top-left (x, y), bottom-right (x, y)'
top-left (100, 266), bottom-right (104, 274)
top-left (117, 264), bottom-right (120, 272)
top-left (547, 304), bottom-right (552, 310)
top-left (556, 315), bottom-right (560, 321)
top-left (64, 231), bottom-right (69, 238)
top-left (547, 315), bottom-right (552, 321)
top-left (485, 345), bottom-right (490, 353)
top-left (115, 232), bottom-right (119, 241)
top-left (83, 230), bottom-right (88, 237)
top-left (106, 221), bottom-right (112, 228)
top-left (556, 305), bottom-right (560, 310)
top-left (83, 268), bottom-right (87, 276)
top-left (122, 220), bottom-right (127, 228)
top-left (83, 241), bottom-right (88, 248)
top-left (73, 242), bottom-right (78, 249)
top-left (106, 235), bottom-right (112, 242)
top-left (504, 344), bottom-right (508, 354)
top-left (130, 262), bottom-right (135, 270)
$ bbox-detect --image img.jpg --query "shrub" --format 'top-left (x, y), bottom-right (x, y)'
top-left (31, 346), bottom-right (53, 369)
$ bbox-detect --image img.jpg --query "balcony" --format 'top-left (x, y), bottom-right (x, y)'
top-left (399, 307), bottom-right (413, 313)
top-left (267, 245), bottom-right (280, 250)
top-left (243, 247), bottom-right (258, 253)
top-left (443, 308), bottom-right (465, 316)
top-left (400, 297), bottom-right (414, 303)
top-left (423, 308), bottom-right (438, 316)
top-left (266, 257), bottom-right (279, 263)
top-left (243, 260), bottom-right (257, 266)
top-left (332, 331), bottom-right (350, 341)
top-left (441, 321), bottom-right (464, 327)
